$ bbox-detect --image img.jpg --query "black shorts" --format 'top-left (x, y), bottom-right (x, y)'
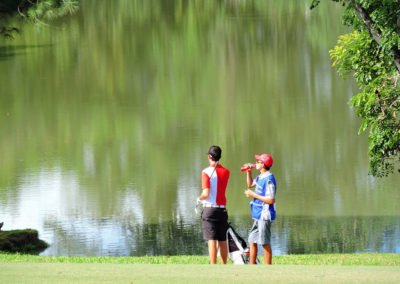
top-left (201, 207), bottom-right (229, 241)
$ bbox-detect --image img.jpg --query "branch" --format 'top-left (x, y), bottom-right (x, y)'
top-left (350, 1), bottom-right (400, 73)
top-left (352, 2), bottom-right (381, 43)
top-left (397, 15), bottom-right (400, 36)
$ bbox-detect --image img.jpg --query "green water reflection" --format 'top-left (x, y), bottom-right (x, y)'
top-left (0, 0), bottom-right (399, 256)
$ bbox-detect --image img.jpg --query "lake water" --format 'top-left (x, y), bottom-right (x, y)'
top-left (0, 0), bottom-right (399, 256)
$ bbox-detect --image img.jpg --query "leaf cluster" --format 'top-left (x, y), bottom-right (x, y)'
top-left (24, 0), bottom-right (79, 22)
top-left (310, 0), bottom-right (346, 10)
top-left (0, 0), bottom-right (79, 37)
top-left (0, 26), bottom-right (19, 39)
top-left (328, 0), bottom-right (400, 176)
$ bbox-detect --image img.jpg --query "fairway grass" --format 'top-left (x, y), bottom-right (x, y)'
top-left (1, 263), bottom-right (400, 283)
top-left (0, 253), bottom-right (399, 265)
top-left (0, 253), bottom-right (399, 283)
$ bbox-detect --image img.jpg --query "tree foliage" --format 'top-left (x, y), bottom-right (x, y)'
top-left (312, 0), bottom-right (400, 176)
top-left (0, 0), bottom-right (79, 38)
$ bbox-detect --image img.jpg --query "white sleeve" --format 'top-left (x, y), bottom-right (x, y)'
top-left (265, 181), bottom-right (275, 199)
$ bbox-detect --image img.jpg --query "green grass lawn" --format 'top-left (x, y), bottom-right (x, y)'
top-left (0, 253), bottom-right (399, 283)
top-left (1, 253), bottom-right (399, 265)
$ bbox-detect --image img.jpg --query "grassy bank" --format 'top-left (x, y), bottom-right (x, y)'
top-left (0, 254), bottom-right (399, 283)
top-left (0, 253), bottom-right (399, 265)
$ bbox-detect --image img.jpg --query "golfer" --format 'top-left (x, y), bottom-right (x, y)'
top-left (198, 145), bottom-right (230, 264)
top-left (243, 153), bottom-right (276, 265)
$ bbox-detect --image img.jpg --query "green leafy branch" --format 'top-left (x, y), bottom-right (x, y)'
top-left (1, 0), bottom-right (79, 37)
top-left (326, 0), bottom-right (400, 176)
top-left (23, 0), bottom-right (79, 23)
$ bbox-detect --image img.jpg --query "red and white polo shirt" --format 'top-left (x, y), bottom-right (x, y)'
top-left (201, 164), bottom-right (230, 206)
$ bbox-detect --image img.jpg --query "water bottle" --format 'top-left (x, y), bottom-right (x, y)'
top-left (240, 164), bottom-right (255, 172)
top-left (243, 248), bottom-right (251, 264)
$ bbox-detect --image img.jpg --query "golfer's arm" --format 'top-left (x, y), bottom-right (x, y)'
top-left (199, 188), bottom-right (210, 200)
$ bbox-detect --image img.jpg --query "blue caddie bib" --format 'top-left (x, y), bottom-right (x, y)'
top-left (250, 173), bottom-right (276, 220)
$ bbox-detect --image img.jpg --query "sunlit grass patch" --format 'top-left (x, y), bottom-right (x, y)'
top-left (273, 253), bottom-right (400, 266)
top-left (0, 253), bottom-right (398, 265)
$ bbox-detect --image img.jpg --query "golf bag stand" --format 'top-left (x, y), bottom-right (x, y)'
top-left (226, 223), bottom-right (260, 264)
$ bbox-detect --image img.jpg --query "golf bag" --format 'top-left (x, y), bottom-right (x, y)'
top-left (226, 224), bottom-right (259, 264)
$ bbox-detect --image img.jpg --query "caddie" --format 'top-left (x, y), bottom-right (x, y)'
top-left (243, 153), bottom-right (276, 265)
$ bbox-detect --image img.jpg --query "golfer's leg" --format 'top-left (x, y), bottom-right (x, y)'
top-left (218, 241), bottom-right (228, 264)
top-left (208, 240), bottom-right (217, 264)
top-left (263, 244), bottom-right (272, 265)
top-left (249, 242), bottom-right (258, 264)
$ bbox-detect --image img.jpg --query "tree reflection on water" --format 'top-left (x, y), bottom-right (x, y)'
top-left (40, 215), bottom-right (400, 256)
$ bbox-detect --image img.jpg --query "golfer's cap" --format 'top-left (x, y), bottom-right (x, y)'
top-left (254, 153), bottom-right (273, 168)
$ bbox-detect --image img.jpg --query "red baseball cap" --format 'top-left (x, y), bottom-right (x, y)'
top-left (254, 153), bottom-right (273, 168)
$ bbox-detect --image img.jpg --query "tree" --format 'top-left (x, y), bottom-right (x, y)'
top-left (312, 0), bottom-right (400, 177)
top-left (0, 0), bottom-right (79, 38)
